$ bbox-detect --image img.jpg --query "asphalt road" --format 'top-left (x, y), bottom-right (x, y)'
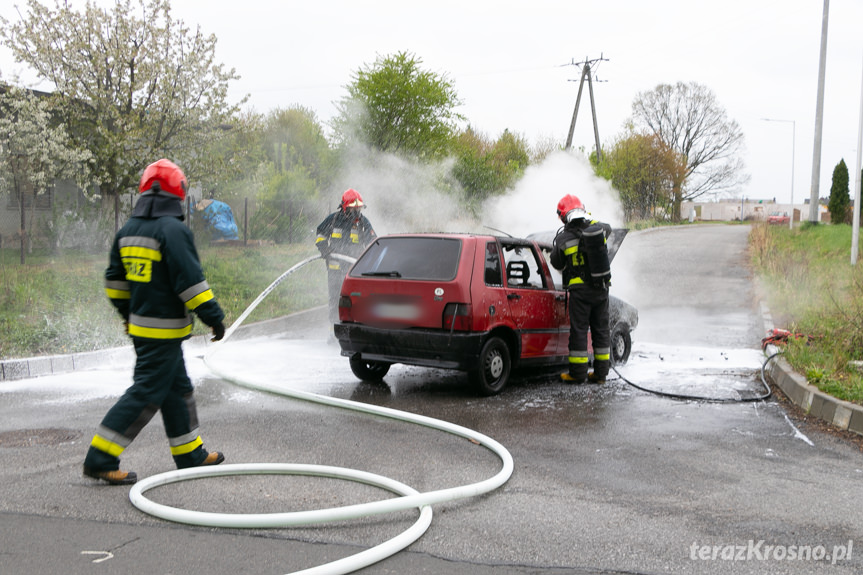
top-left (1, 224), bottom-right (861, 575)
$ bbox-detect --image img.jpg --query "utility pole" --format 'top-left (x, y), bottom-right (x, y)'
top-left (852, 50), bottom-right (863, 265)
top-left (808, 0), bottom-right (830, 224)
top-left (564, 54), bottom-right (608, 162)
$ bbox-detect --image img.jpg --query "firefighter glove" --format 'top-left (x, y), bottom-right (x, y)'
top-left (211, 322), bottom-right (226, 342)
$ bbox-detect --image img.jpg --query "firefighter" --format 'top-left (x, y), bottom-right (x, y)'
top-left (83, 159), bottom-right (226, 485)
top-left (550, 194), bottom-right (613, 384)
top-left (315, 188), bottom-right (377, 327)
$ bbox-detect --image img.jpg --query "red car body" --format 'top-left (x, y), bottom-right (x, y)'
top-left (768, 212), bottom-right (790, 225)
top-left (334, 233), bottom-right (636, 395)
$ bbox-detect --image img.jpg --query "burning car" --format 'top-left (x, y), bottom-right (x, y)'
top-left (334, 231), bottom-right (637, 395)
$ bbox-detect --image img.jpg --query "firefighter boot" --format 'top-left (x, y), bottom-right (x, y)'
top-left (561, 373), bottom-right (587, 384)
top-left (199, 451), bottom-right (225, 466)
top-left (588, 371), bottom-right (606, 385)
top-left (83, 466), bottom-right (138, 485)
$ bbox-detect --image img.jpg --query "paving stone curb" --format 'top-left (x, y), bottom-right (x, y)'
top-left (0, 306), bottom-right (326, 383)
top-left (760, 302), bottom-right (863, 437)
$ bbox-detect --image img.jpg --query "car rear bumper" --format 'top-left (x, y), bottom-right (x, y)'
top-left (334, 323), bottom-right (485, 371)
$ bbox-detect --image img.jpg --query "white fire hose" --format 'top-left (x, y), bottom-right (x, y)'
top-left (129, 254), bottom-right (514, 575)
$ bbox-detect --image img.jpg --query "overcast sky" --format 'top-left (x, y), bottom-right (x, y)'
top-left (2, 0), bottom-right (863, 206)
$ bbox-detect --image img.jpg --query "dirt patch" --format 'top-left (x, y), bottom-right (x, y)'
top-left (0, 428), bottom-right (81, 448)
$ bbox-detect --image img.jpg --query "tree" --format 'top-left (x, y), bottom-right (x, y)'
top-left (451, 127), bottom-right (531, 211)
top-left (0, 0), bottom-right (245, 229)
top-left (631, 82), bottom-right (748, 221)
top-left (331, 51), bottom-right (463, 159)
top-left (596, 129), bottom-right (681, 222)
top-left (828, 158), bottom-right (850, 224)
top-left (0, 86), bottom-right (92, 264)
top-left (263, 106), bottom-right (333, 183)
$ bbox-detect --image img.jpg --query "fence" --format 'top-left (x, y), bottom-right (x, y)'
top-left (0, 188), bottom-right (320, 267)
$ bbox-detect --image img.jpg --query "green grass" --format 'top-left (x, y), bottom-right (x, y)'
top-left (750, 222), bottom-right (863, 405)
top-left (0, 243), bottom-right (327, 360)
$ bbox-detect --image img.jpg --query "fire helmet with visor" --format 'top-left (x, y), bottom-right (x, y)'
top-left (556, 194), bottom-right (587, 223)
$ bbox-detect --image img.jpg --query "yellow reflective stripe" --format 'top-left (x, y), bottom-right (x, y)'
top-left (328, 262), bottom-right (341, 270)
top-left (350, 232), bottom-right (359, 243)
top-left (185, 289), bottom-right (214, 310)
top-left (90, 434), bottom-right (125, 457)
top-left (128, 323), bottom-right (193, 339)
top-left (331, 232), bottom-right (343, 238)
top-left (119, 245), bottom-right (162, 261)
top-left (170, 435), bottom-right (203, 456)
top-left (315, 237), bottom-right (326, 244)
top-left (595, 353), bottom-right (610, 361)
top-left (563, 246), bottom-right (578, 256)
top-left (105, 288), bottom-right (130, 299)
top-left (568, 356), bottom-right (589, 364)
top-left (567, 277), bottom-right (584, 285)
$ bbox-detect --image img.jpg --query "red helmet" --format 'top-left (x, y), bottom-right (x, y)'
top-left (340, 188), bottom-right (365, 211)
top-left (140, 159), bottom-right (188, 200)
top-left (556, 194), bottom-right (587, 223)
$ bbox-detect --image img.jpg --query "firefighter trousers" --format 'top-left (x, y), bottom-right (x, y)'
top-left (567, 285), bottom-right (611, 380)
top-left (84, 338), bottom-right (211, 472)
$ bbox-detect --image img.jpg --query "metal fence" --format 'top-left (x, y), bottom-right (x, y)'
top-left (0, 188), bottom-right (320, 267)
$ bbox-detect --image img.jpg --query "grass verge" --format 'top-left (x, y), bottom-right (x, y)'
top-left (750, 222), bottom-right (863, 405)
top-left (0, 243), bottom-right (326, 360)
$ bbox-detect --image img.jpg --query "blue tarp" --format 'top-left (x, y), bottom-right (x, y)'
top-left (197, 199), bottom-right (239, 240)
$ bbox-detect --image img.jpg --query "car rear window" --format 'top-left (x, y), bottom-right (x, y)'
top-left (350, 237), bottom-right (462, 281)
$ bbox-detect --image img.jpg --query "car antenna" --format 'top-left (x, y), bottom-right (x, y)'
top-left (484, 225), bottom-right (513, 237)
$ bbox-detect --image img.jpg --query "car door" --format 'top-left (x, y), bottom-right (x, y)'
top-left (499, 240), bottom-right (562, 358)
top-left (535, 242), bottom-right (570, 355)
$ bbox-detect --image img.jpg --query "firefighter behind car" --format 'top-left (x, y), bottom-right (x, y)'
top-left (550, 194), bottom-right (613, 384)
top-left (315, 188), bottom-right (377, 327)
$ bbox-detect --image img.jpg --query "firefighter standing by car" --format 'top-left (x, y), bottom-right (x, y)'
top-left (83, 159), bottom-right (226, 485)
top-left (551, 194), bottom-right (613, 384)
top-left (315, 188), bottom-right (377, 326)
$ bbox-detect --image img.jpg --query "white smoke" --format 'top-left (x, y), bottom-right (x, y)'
top-left (329, 145), bottom-right (481, 236)
top-left (481, 150), bottom-right (624, 237)
top-left (328, 147), bottom-right (624, 241)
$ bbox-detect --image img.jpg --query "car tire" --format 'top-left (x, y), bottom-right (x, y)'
top-left (610, 326), bottom-right (632, 366)
top-left (469, 337), bottom-right (511, 396)
top-left (349, 356), bottom-right (391, 382)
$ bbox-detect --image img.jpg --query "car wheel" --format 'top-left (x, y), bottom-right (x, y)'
top-left (610, 326), bottom-right (632, 366)
top-left (469, 337), bottom-right (511, 396)
top-left (349, 356), bottom-right (391, 382)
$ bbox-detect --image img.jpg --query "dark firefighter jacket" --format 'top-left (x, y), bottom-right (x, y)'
top-left (315, 210), bottom-right (376, 270)
top-left (550, 218), bottom-right (613, 288)
top-left (104, 191), bottom-right (225, 340)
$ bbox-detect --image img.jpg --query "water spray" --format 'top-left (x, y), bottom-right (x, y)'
top-left (128, 254), bottom-right (514, 575)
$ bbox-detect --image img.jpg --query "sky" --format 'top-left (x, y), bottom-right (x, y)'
top-left (2, 0), bottom-right (863, 208)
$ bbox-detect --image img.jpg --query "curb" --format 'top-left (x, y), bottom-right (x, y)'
top-left (760, 302), bottom-right (863, 437)
top-left (0, 306), bottom-right (327, 383)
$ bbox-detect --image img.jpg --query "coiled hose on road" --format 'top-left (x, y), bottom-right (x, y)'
top-left (128, 254), bottom-right (514, 575)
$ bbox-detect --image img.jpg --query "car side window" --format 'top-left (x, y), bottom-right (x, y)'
top-left (501, 242), bottom-right (546, 289)
top-left (484, 241), bottom-right (503, 286)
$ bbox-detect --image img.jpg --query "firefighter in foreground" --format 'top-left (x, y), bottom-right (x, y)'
top-left (83, 159), bottom-right (226, 485)
top-left (551, 194), bottom-right (613, 384)
top-left (315, 188), bottom-right (377, 326)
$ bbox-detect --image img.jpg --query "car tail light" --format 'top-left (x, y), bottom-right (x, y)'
top-left (338, 295), bottom-right (353, 322)
top-left (442, 303), bottom-right (471, 331)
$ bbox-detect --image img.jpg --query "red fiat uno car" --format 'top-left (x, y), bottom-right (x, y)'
top-left (334, 232), bottom-right (636, 395)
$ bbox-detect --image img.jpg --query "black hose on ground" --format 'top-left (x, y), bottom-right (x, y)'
top-left (609, 351), bottom-right (779, 403)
